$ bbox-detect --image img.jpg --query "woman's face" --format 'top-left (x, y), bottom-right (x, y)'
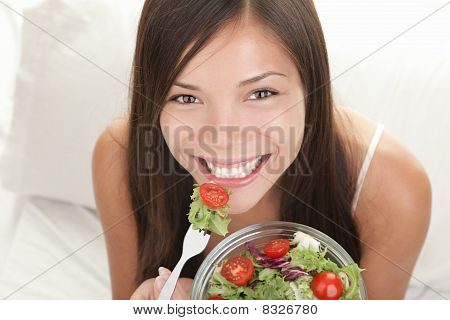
top-left (160, 20), bottom-right (306, 214)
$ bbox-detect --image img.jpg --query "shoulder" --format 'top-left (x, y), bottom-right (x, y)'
top-left (91, 112), bottom-right (130, 184)
top-left (337, 105), bottom-right (432, 298)
top-left (92, 111), bottom-right (138, 299)
top-left (336, 105), bottom-right (431, 229)
top-left (350, 113), bottom-right (432, 238)
top-left (92, 111), bottom-right (131, 206)
top-left (92, 112), bottom-right (130, 191)
top-left (105, 112), bottom-right (130, 150)
top-left (357, 123), bottom-right (432, 248)
top-left (91, 112), bottom-right (132, 225)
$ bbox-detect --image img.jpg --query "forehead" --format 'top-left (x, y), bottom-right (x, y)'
top-left (175, 19), bottom-right (298, 87)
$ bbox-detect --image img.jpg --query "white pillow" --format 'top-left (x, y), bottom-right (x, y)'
top-left (0, 5), bottom-right (22, 141)
top-left (0, 0), bottom-right (144, 209)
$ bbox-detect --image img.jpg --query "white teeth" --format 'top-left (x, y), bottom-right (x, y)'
top-left (204, 155), bottom-right (265, 178)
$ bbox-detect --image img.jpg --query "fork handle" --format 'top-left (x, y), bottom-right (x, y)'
top-left (157, 256), bottom-right (188, 300)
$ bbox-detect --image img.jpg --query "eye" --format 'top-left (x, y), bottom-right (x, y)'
top-left (169, 94), bottom-right (200, 105)
top-left (248, 88), bottom-right (279, 101)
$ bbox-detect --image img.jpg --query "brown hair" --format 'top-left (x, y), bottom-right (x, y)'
top-left (128, 0), bottom-right (363, 285)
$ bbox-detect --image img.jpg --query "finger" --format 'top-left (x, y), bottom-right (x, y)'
top-left (154, 267), bottom-right (171, 299)
top-left (171, 282), bottom-right (186, 300)
top-left (154, 268), bottom-right (191, 300)
top-left (153, 273), bottom-right (170, 299)
top-left (158, 266), bottom-right (171, 277)
top-left (171, 278), bottom-right (194, 300)
top-left (171, 286), bottom-right (187, 300)
top-left (155, 272), bottom-right (190, 300)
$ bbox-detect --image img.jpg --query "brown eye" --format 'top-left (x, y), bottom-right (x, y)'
top-left (248, 89), bottom-right (278, 101)
top-left (171, 94), bottom-right (199, 105)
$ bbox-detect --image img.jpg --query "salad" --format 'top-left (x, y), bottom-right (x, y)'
top-left (205, 231), bottom-right (365, 300)
top-left (187, 182), bottom-right (232, 236)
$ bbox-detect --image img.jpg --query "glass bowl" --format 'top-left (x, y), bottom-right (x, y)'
top-left (191, 220), bottom-right (367, 300)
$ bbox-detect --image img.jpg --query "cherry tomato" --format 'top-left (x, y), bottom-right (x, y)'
top-left (199, 183), bottom-right (229, 208)
top-left (220, 256), bottom-right (254, 286)
top-left (208, 295), bottom-right (225, 300)
top-left (263, 239), bottom-right (290, 258)
top-left (311, 271), bottom-right (343, 300)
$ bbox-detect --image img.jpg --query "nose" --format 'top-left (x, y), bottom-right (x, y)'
top-left (208, 99), bottom-right (233, 127)
top-left (199, 102), bottom-right (240, 154)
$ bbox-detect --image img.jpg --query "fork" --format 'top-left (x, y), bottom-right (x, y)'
top-left (157, 224), bottom-right (211, 299)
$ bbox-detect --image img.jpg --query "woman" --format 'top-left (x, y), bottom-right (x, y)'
top-left (92, 0), bottom-right (431, 300)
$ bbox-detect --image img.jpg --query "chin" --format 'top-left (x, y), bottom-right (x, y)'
top-left (227, 196), bottom-right (260, 215)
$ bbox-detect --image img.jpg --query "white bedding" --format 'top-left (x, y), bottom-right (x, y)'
top-left (0, 191), bottom-right (110, 299)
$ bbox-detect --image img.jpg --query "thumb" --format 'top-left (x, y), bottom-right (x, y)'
top-left (154, 267), bottom-right (191, 300)
top-left (153, 267), bottom-right (172, 298)
top-left (159, 266), bottom-right (172, 277)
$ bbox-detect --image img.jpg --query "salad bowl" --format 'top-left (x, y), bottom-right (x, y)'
top-left (191, 220), bottom-right (367, 300)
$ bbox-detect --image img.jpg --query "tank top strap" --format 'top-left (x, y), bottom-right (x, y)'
top-left (351, 123), bottom-right (385, 216)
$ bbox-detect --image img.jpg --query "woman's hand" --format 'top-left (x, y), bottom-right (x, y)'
top-left (130, 267), bottom-right (193, 300)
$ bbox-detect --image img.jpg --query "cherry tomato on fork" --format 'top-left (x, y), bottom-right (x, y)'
top-left (311, 272), bottom-right (343, 300)
top-left (199, 183), bottom-right (229, 208)
top-left (220, 256), bottom-right (254, 286)
top-left (263, 239), bottom-right (291, 258)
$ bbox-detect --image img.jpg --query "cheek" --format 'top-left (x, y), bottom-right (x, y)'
top-left (159, 111), bottom-right (191, 165)
top-left (267, 107), bottom-right (305, 174)
top-left (226, 104), bottom-right (305, 214)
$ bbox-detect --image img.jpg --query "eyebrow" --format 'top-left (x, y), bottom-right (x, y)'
top-left (173, 71), bottom-right (287, 91)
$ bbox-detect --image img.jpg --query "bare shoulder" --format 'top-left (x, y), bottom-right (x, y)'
top-left (92, 112), bottom-right (130, 194)
top-left (336, 105), bottom-right (431, 225)
top-left (92, 112), bottom-right (131, 205)
top-left (337, 105), bottom-right (432, 299)
top-left (356, 117), bottom-right (432, 244)
top-left (341, 105), bottom-right (432, 234)
top-left (92, 111), bottom-right (138, 299)
top-left (104, 111), bottom-right (130, 150)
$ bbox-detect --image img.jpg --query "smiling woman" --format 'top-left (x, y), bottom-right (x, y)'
top-left (92, 0), bottom-right (431, 300)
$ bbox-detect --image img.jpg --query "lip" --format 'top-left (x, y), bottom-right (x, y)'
top-left (195, 154), bottom-right (271, 189)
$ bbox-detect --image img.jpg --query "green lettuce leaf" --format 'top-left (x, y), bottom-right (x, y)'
top-left (187, 184), bottom-right (231, 236)
top-left (257, 268), bottom-right (279, 281)
top-left (291, 275), bottom-right (316, 299)
top-left (250, 274), bottom-right (296, 300)
top-left (339, 263), bottom-right (365, 300)
top-left (288, 247), bottom-right (340, 273)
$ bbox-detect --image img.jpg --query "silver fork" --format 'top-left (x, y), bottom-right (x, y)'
top-left (157, 224), bottom-right (210, 300)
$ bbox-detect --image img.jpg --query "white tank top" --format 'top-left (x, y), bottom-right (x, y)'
top-left (351, 123), bottom-right (385, 216)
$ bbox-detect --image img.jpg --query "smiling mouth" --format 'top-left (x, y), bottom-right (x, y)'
top-left (196, 154), bottom-right (271, 179)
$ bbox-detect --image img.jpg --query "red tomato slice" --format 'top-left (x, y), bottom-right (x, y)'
top-left (263, 239), bottom-right (290, 258)
top-left (199, 183), bottom-right (229, 208)
top-left (220, 256), bottom-right (254, 286)
top-left (208, 295), bottom-right (225, 300)
top-left (311, 272), bottom-right (343, 300)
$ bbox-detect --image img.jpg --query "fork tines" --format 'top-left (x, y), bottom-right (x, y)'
top-left (200, 229), bottom-right (211, 236)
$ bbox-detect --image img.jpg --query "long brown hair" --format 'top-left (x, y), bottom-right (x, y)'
top-left (128, 0), bottom-right (363, 285)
